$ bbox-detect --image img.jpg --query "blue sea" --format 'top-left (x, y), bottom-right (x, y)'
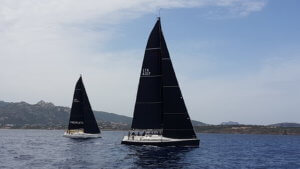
top-left (0, 130), bottom-right (299, 169)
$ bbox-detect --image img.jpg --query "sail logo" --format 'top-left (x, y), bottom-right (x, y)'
top-left (73, 99), bottom-right (80, 102)
top-left (142, 68), bottom-right (151, 76)
top-left (70, 121), bottom-right (84, 124)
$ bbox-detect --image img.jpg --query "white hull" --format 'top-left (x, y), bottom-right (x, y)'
top-left (121, 135), bottom-right (199, 146)
top-left (63, 132), bottom-right (101, 139)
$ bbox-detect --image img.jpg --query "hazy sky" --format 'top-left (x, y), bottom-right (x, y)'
top-left (0, 0), bottom-right (299, 125)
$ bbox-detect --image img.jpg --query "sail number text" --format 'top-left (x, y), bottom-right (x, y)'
top-left (142, 68), bottom-right (151, 76)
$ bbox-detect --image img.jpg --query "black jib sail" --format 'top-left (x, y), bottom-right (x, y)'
top-left (68, 76), bottom-right (100, 134)
top-left (131, 18), bottom-right (197, 139)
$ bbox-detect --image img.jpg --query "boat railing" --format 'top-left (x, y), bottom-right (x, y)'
top-left (127, 130), bottom-right (163, 140)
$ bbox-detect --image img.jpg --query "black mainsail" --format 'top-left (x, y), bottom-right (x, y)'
top-left (68, 76), bottom-right (100, 134)
top-left (131, 18), bottom-right (197, 139)
top-left (131, 20), bottom-right (162, 129)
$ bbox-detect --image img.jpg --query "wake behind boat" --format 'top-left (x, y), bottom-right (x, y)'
top-left (64, 76), bottom-right (101, 139)
top-left (121, 18), bottom-right (199, 147)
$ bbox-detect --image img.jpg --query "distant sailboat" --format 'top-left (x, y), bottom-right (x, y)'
top-left (64, 76), bottom-right (101, 138)
top-left (121, 18), bottom-right (200, 146)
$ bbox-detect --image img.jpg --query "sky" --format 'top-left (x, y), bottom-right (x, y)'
top-left (0, 0), bottom-right (299, 125)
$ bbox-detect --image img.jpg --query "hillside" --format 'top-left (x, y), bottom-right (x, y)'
top-left (1, 100), bottom-right (299, 135)
top-left (0, 100), bottom-right (206, 129)
top-left (220, 121), bottom-right (240, 125)
top-left (269, 123), bottom-right (300, 127)
top-left (194, 125), bottom-right (300, 135)
top-left (0, 100), bottom-right (131, 129)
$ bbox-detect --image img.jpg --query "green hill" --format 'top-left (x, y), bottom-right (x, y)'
top-left (0, 100), bottom-right (206, 129)
top-left (0, 100), bottom-right (131, 129)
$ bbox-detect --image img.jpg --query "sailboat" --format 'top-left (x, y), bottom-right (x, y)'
top-left (121, 18), bottom-right (200, 147)
top-left (64, 76), bottom-right (101, 138)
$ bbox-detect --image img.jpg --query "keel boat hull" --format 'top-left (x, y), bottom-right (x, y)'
top-left (63, 132), bottom-right (101, 139)
top-left (121, 135), bottom-right (199, 147)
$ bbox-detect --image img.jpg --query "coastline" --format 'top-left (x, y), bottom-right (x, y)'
top-left (194, 125), bottom-right (300, 135)
top-left (1, 125), bottom-right (299, 135)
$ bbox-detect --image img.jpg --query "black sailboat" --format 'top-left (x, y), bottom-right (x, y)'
top-left (121, 18), bottom-right (199, 146)
top-left (64, 76), bottom-right (101, 138)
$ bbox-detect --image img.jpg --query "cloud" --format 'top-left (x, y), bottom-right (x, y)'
top-left (183, 56), bottom-right (300, 125)
top-left (214, 0), bottom-right (267, 16)
top-left (0, 0), bottom-right (267, 119)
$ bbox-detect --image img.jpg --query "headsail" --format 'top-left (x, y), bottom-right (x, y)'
top-left (68, 77), bottom-right (100, 134)
top-left (160, 25), bottom-right (196, 139)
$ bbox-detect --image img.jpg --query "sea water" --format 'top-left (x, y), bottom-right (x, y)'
top-left (0, 129), bottom-right (299, 169)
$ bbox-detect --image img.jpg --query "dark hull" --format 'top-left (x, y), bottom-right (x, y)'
top-left (121, 139), bottom-right (200, 147)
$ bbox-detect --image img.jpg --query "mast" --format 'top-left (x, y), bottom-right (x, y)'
top-left (158, 17), bottom-right (164, 129)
